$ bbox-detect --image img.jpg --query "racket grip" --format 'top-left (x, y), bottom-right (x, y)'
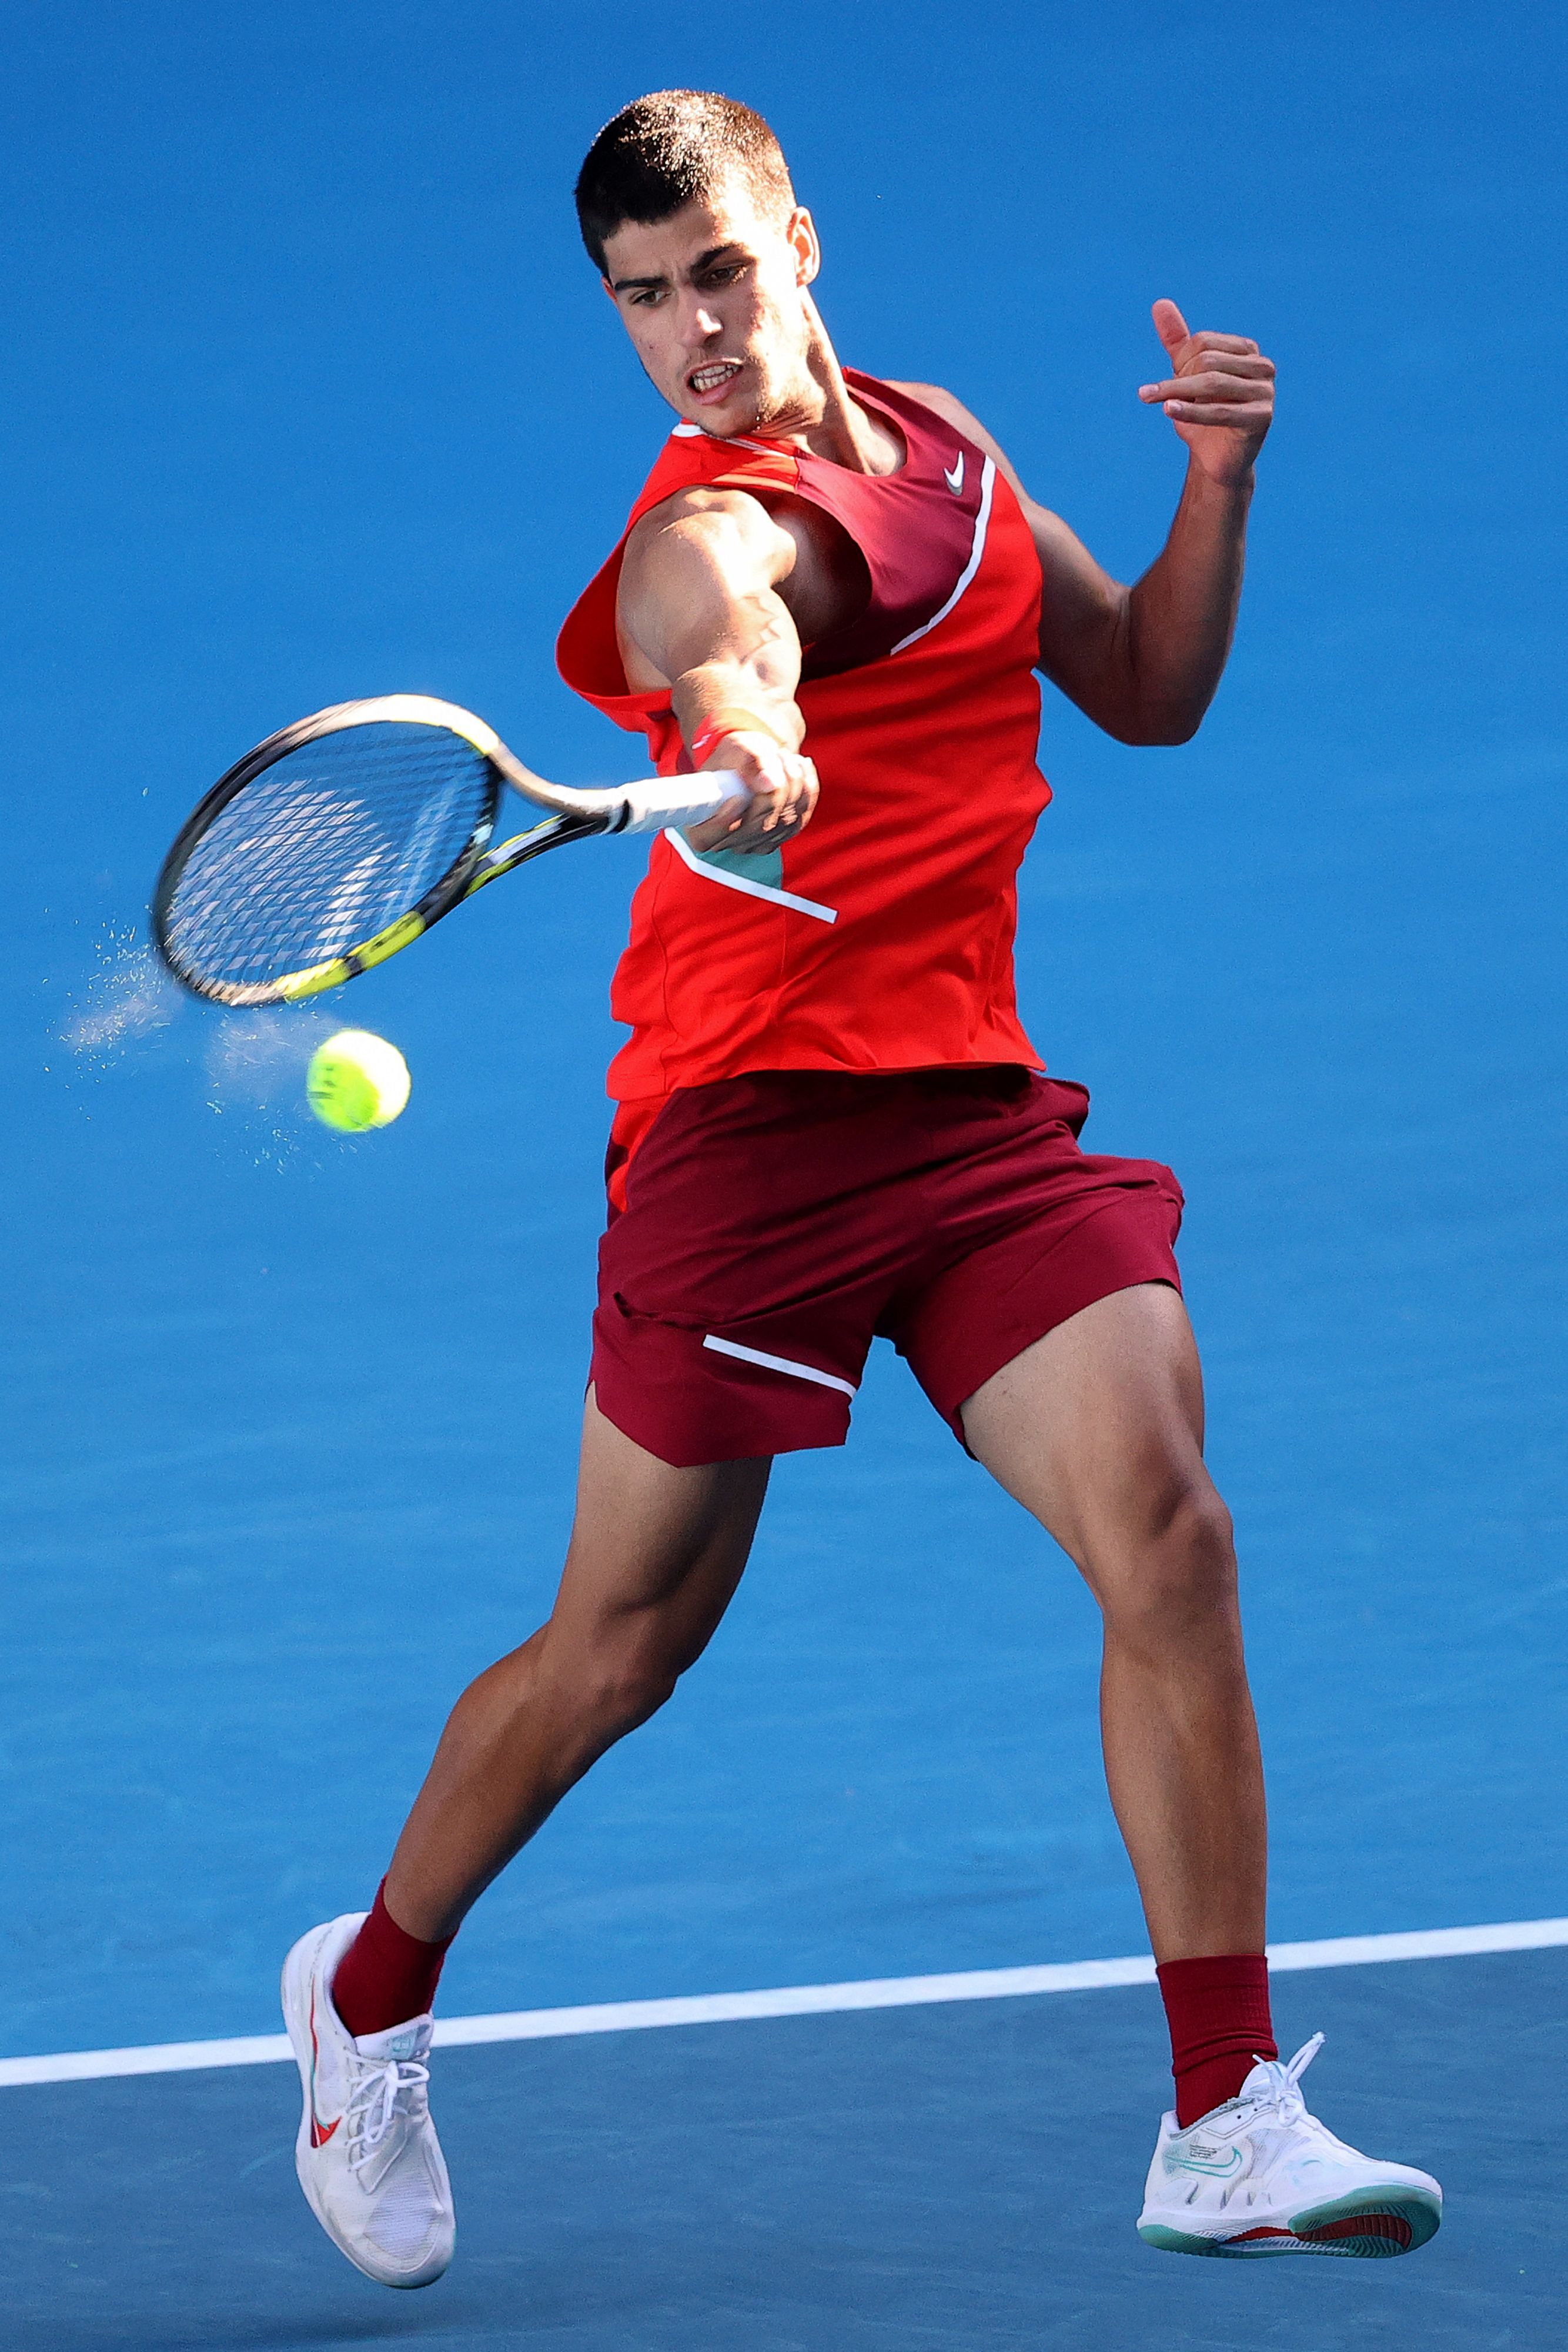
top-left (616, 771), bottom-right (750, 836)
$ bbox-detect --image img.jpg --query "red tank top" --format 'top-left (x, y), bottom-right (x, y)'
top-left (557, 370), bottom-right (1051, 1183)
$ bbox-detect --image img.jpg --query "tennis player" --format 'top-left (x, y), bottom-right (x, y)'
top-left (282, 91), bottom-right (1442, 2282)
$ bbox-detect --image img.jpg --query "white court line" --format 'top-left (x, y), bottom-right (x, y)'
top-left (4, 1916), bottom-right (1565, 2090)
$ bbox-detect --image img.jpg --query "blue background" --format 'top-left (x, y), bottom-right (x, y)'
top-left (3, 0), bottom-right (1565, 2062)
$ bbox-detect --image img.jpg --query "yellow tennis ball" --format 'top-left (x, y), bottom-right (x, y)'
top-left (306, 1029), bottom-right (412, 1132)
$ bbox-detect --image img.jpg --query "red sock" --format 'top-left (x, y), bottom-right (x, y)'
top-left (331, 1882), bottom-right (454, 2040)
top-left (1156, 1952), bottom-right (1276, 2127)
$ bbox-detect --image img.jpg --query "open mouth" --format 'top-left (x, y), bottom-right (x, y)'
top-left (688, 360), bottom-right (743, 401)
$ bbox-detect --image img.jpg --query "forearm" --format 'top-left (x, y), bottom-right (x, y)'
top-left (1122, 462), bottom-right (1253, 744)
top-left (668, 622), bottom-right (805, 753)
top-left (665, 622), bottom-right (817, 854)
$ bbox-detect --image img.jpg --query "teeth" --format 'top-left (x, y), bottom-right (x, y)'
top-left (691, 363), bottom-right (738, 392)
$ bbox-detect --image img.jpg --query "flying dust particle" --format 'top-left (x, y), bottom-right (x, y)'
top-left (204, 1008), bottom-right (355, 1171)
top-left (57, 926), bottom-right (180, 1072)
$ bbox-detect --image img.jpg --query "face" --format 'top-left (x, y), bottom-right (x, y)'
top-left (601, 183), bottom-right (822, 439)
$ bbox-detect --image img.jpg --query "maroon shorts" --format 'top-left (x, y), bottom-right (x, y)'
top-left (590, 1068), bottom-right (1184, 1468)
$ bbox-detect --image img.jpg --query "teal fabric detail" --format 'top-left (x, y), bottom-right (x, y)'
top-left (694, 841), bottom-right (784, 888)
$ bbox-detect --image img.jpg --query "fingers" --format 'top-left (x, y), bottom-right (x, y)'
top-left (1140, 307), bottom-right (1276, 473)
top-left (686, 731), bottom-right (818, 854)
top-left (1154, 399), bottom-right (1274, 429)
top-left (720, 733), bottom-right (817, 836)
top-left (1138, 360), bottom-right (1275, 406)
top-left (740, 752), bottom-right (817, 843)
top-left (1141, 316), bottom-right (1267, 395)
top-left (1152, 298), bottom-right (1258, 362)
top-left (1137, 329), bottom-right (1276, 452)
top-left (1177, 330), bottom-right (1262, 356)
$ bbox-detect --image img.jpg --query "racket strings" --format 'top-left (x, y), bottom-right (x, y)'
top-left (161, 725), bottom-right (496, 993)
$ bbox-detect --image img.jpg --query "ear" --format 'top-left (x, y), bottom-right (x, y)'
top-left (601, 277), bottom-right (617, 302)
top-left (788, 206), bottom-right (821, 286)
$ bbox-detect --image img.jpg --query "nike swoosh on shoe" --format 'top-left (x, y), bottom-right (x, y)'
top-left (1168, 2147), bottom-right (1243, 2177)
top-left (308, 1989), bottom-right (343, 2146)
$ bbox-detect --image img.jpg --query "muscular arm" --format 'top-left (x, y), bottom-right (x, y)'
top-left (617, 486), bottom-right (840, 849)
top-left (894, 305), bottom-right (1274, 746)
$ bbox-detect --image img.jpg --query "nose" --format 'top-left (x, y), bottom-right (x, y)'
top-left (680, 296), bottom-right (723, 345)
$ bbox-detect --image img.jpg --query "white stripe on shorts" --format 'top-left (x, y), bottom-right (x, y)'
top-left (702, 1334), bottom-right (858, 1399)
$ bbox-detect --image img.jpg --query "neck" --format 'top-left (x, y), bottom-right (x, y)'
top-left (754, 297), bottom-right (902, 475)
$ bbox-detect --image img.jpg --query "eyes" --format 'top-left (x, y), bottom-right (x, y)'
top-left (627, 260), bottom-right (750, 309)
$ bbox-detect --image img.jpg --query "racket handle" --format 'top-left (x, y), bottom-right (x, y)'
top-left (614, 771), bottom-right (750, 836)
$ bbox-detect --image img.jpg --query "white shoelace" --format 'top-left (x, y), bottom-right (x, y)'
top-left (1224, 2032), bottom-right (1325, 2131)
top-left (345, 2054), bottom-right (430, 2169)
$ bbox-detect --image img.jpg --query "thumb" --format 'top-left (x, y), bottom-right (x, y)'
top-left (1151, 298), bottom-right (1190, 359)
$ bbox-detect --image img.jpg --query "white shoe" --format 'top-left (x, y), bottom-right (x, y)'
top-left (281, 1913), bottom-right (455, 2288)
top-left (1138, 2033), bottom-right (1442, 2257)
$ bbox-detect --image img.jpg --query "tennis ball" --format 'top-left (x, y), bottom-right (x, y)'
top-left (306, 1029), bottom-right (412, 1132)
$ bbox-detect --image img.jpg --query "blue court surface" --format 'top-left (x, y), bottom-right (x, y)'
top-left (3, 2), bottom-right (1566, 2344)
top-left (7, 1953), bottom-right (1566, 2350)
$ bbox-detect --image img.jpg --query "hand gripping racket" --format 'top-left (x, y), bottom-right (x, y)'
top-left (152, 693), bottom-right (747, 1007)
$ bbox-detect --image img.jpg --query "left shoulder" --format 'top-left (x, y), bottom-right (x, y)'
top-left (882, 386), bottom-right (1136, 681)
top-left (883, 382), bottom-right (1034, 513)
top-left (884, 380), bottom-right (989, 440)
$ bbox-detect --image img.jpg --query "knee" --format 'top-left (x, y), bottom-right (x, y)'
top-left (556, 1629), bottom-right (684, 1743)
top-left (1095, 1478), bottom-right (1238, 1645)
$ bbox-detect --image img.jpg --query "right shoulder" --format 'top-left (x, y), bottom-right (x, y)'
top-left (623, 483), bottom-right (797, 574)
top-left (623, 426), bottom-right (803, 539)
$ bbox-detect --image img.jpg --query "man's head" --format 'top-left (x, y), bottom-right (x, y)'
top-left (576, 91), bottom-right (823, 439)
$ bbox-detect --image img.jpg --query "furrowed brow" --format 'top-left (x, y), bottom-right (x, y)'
top-left (609, 244), bottom-right (750, 296)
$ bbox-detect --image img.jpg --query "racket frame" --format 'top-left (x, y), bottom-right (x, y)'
top-left (153, 694), bottom-right (741, 1007)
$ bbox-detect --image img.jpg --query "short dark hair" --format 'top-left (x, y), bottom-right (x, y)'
top-left (575, 90), bottom-right (795, 274)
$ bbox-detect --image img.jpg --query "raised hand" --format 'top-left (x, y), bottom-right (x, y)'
top-left (1139, 299), bottom-right (1275, 486)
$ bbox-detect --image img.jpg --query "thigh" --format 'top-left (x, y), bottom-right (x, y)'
top-left (885, 1078), bottom-right (1185, 1448)
top-left (959, 1283), bottom-right (1213, 1587)
top-left (593, 1075), bottom-right (917, 1468)
top-left (545, 1388), bottom-right (773, 1678)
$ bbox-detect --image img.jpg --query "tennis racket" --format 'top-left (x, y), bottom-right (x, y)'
top-left (152, 693), bottom-right (747, 1007)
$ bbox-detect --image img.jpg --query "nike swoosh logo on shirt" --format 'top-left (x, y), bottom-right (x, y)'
top-left (944, 453), bottom-right (965, 494)
top-left (308, 1989), bottom-right (343, 2147)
